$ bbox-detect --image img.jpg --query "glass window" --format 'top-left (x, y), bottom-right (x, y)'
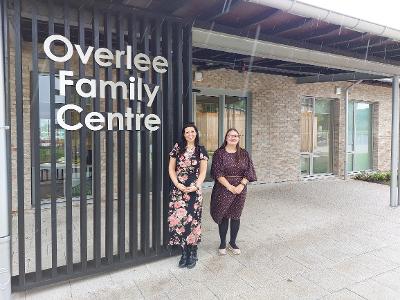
top-left (347, 101), bottom-right (372, 172)
top-left (195, 92), bottom-right (249, 182)
top-left (354, 102), bottom-right (372, 171)
top-left (300, 97), bottom-right (333, 175)
top-left (36, 73), bottom-right (93, 202)
top-left (196, 95), bottom-right (220, 181)
top-left (313, 99), bottom-right (332, 174)
top-left (224, 96), bottom-right (246, 148)
top-left (300, 98), bottom-right (313, 153)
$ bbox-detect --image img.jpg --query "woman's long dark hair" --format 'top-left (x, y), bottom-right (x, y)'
top-left (178, 123), bottom-right (201, 158)
top-left (219, 128), bottom-right (242, 161)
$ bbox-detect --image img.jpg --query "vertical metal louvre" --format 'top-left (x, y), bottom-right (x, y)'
top-left (78, 7), bottom-right (88, 273)
top-left (14, 0), bottom-right (26, 287)
top-left (8, 0), bottom-right (192, 291)
top-left (128, 16), bottom-right (138, 258)
top-left (117, 12), bottom-right (126, 262)
top-left (63, 0), bottom-right (73, 275)
top-left (92, 6), bottom-right (101, 269)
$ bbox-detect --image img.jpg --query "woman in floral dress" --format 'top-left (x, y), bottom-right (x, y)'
top-left (168, 123), bottom-right (208, 269)
top-left (210, 128), bottom-right (257, 255)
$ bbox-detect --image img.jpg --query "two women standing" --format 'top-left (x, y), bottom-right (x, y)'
top-left (168, 125), bottom-right (256, 268)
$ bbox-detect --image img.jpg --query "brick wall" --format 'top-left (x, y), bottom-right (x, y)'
top-left (195, 68), bottom-right (393, 182)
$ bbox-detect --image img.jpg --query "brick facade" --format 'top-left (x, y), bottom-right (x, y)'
top-left (195, 68), bottom-right (393, 183)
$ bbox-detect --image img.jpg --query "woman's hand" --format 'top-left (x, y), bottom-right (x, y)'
top-left (186, 186), bottom-right (198, 193)
top-left (176, 183), bottom-right (187, 193)
top-left (234, 184), bottom-right (245, 194)
top-left (227, 184), bottom-right (237, 194)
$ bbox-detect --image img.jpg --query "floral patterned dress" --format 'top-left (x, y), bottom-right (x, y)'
top-left (168, 143), bottom-right (209, 248)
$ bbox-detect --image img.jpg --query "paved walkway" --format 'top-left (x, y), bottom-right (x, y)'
top-left (12, 179), bottom-right (400, 299)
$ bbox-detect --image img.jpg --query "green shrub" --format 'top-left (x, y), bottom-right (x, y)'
top-left (353, 171), bottom-right (391, 184)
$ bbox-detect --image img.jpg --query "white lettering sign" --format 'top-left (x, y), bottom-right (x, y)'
top-left (43, 34), bottom-right (168, 132)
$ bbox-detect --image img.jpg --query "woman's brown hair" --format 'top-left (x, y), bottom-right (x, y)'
top-left (218, 128), bottom-right (243, 161)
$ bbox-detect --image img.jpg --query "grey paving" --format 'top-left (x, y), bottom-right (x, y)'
top-left (12, 179), bottom-right (400, 299)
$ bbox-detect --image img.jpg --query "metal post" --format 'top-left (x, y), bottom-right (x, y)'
top-left (344, 88), bottom-right (349, 180)
top-left (344, 81), bottom-right (362, 180)
top-left (392, 76), bottom-right (400, 207)
top-left (0, 0), bottom-right (11, 298)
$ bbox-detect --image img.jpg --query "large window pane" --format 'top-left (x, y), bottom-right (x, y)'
top-left (354, 102), bottom-right (372, 171)
top-left (224, 96), bottom-right (246, 148)
top-left (300, 98), bottom-right (313, 153)
top-left (301, 98), bottom-right (333, 175)
top-left (347, 101), bottom-right (372, 172)
top-left (196, 95), bottom-right (219, 181)
top-left (300, 155), bottom-right (310, 175)
top-left (313, 100), bottom-right (332, 174)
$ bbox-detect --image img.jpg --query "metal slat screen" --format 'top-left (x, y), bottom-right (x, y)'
top-left (8, 0), bottom-right (192, 291)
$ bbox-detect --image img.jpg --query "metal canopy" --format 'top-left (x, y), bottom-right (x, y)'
top-left (119, 0), bottom-right (400, 79)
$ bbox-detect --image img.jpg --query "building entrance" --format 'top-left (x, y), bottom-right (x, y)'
top-left (194, 88), bottom-right (250, 181)
top-left (300, 97), bottom-right (334, 176)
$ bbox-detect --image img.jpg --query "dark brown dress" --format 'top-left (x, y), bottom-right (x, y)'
top-left (210, 148), bottom-right (257, 224)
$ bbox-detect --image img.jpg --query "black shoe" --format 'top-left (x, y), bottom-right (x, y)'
top-left (186, 245), bottom-right (197, 269)
top-left (178, 246), bottom-right (188, 268)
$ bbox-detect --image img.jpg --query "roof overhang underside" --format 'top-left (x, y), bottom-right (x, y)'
top-left (38, 0), bottom-right (400, 83)
top-left (119, 0), bottom-right (400, 82)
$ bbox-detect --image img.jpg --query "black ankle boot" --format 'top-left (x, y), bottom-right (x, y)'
top-left (178, 245), bottom-right (188, 268)
top-left (186, 245), bottom-right (197, 269)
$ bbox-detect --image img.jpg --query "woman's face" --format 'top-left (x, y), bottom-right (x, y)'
top-left (184, 127), bottom-right (197, 143)
top-left (226, 130), bottom-right (240, 147)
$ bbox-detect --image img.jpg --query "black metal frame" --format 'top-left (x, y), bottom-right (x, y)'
top-left (9, 0), bottom-right (192, 291)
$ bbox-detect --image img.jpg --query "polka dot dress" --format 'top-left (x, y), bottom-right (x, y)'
top-left (210, 148), bottom-right (257, 224)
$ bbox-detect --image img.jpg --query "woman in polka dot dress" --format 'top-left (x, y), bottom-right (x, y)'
top-left (210, 128), bottom-right (257, 255)
top-left (168, 123), bottom-right (208, 268)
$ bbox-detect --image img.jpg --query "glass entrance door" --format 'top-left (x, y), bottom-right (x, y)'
top-left (347, 101), bottom-right (372, 172)
top-left (300, 97), bottom-right (333, 176)
top-left (194, 91), bottom-right (249, 181)
top-left (195, 95), bottom-right (220, 181)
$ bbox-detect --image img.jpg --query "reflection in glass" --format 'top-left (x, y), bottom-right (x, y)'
top-left (313, 100), bottom-right (332, 174)
top-left (300, 98), bottom-right (332, 175)
top-left (347, 101), bottom-right (372, 172)
top-left (37, 74), bottom-right (93, 202)
top-left (354, 102), bottom-right (372, 171)
top-left (195, 95), bottom-right (219, 181)
top-left (300, 155), bottom-right (310, 175)
top-left (300, 98), bottom-right (313, 153)
top-left (224, 96), bottom-right (246, 148)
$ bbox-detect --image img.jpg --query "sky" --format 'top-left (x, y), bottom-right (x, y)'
top-left (300, 0), bottom-right (400, 30)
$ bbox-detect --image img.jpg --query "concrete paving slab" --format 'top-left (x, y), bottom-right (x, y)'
top-left (272, 275), bottom-right (329, 299)
top-left (25, 282), bottom-right (72, 300)
top-left (302, 267), bottom-right (356, 293)
top-left (372, 268), bottom-right (400, 293)
top-left (69, 272), bottom-right (116, 300)
top-left (12, 180), bottom-right (400, 299)
top-left (134, 273), bottom-right (182, 298)
top-left (11, 291), bottom-right (26, 300)
top-left (202, 272), bottom-right (255, 299)
top-left (320, 288), bottom-right (365, 300)
top-left (237, 282), bottom-right (294, 299)
top-left (167, 283), bottom-right (218, 300)
top-left (349, 279), bottom-right (400, 300)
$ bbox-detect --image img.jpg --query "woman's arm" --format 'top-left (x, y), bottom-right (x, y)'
top-left (197, 160), bottom-right (208, 187)
top-left (168, 157), bottom-right (187, 192)
top-left (187, 160), bottom-right (208, 193)
top-left (217, 176), bottom-right (237, 194)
